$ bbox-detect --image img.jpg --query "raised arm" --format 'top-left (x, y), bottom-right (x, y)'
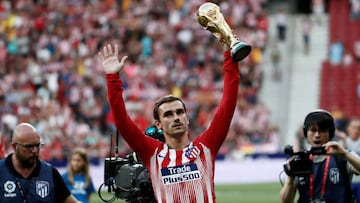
top-left (199, 39), bottom-right (241, 152)
top-left (325, 141), bottom-right (360, 174)
top-left (98, 44), bottom-right (157, 156)
top-left (98, 44), bottom-right (128, 74)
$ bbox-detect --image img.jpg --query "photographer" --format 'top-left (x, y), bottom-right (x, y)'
top-left (98, 34), bottom-right (241, 202)
top-left (280, 110), bottom-right (360, 203)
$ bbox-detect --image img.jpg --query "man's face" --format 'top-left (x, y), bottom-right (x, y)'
top-left (14, 135), bottom-right (41, 168)
top-left (306, 124), bottom-right (330, 146)
top-left (156, 100), bottom-right (189, 138)
top-left (15, 143), bottom-right (40, 168)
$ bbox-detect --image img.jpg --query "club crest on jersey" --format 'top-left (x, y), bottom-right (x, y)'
top-left (329, 168), bottom-right (340, 184)
top-left (36, 181), bottom-right (49, 198)
top-left (161, 163), bottom-right (201, 185)
top-left (185, 146), bottom-right (200, 160)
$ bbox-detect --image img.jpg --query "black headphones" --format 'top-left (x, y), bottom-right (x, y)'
top-left (302, 109), bottom-right (335, 139)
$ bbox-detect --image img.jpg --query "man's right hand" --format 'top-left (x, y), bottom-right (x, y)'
top-left (98, 44), bottom-right (128, 74)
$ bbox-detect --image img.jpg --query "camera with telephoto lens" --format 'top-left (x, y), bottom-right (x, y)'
top-left (283, 145), bottom-right (327, 177)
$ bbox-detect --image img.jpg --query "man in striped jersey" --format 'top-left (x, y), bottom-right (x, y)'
top-left (98, 37), bottom-right (242, 203)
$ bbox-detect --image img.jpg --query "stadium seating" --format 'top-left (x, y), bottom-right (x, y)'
top-left (320, 0), bottom-right (360, 118)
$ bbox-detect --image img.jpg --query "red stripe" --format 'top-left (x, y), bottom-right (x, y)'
top-left (176, 150), bottom-right (183, 166)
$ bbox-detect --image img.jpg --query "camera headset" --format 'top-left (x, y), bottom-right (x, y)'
top-left (302, 109), bottom-right (335, 140)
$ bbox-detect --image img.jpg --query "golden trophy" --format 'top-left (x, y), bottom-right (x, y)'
top-left (197, 2), bottom-right (251, 61)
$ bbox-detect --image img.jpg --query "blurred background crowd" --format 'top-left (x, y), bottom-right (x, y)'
top-left (0, 0), bottom-right (359, 167)
top-left (0, 0), bottom-right (274, 165)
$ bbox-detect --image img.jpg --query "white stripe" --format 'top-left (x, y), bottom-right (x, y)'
top-left (157, 144), bottom-right (168, 166)
top-left (202, 144), bottom-right (214, 203)
top-left (150, 148), bottom-right (162, 203)
top-left (168, 149), bottom-right (176, 167)
top-left (182, 147), bottom-right (190, 164)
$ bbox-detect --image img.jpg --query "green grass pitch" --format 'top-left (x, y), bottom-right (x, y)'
top-left (90, 182), bottom-right (282, 203)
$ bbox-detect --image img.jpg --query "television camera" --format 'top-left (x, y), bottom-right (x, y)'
top-left (283, 145), bottom-right (327, 177)
top-left (98, 126), bottom-right (163, 203)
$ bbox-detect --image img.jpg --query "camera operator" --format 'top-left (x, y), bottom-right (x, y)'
top-left (280, 110), bottom-right (360, 203)
top-left (98, 33), bottom-right (241, 202)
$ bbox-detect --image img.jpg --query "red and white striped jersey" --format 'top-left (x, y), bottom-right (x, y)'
top-left (107, 51), bottom-right (240, 203)
top-left (149, 141), bottom-right (214, 203)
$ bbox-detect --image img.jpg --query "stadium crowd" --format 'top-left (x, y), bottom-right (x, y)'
top-left (0, 0), bottom-right (279, 165)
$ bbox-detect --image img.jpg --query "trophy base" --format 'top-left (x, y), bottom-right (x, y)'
top-left (231, 41), bottom-right (252, 62)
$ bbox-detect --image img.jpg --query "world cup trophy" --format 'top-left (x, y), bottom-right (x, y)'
top-left (197, 2), bottom-right (251, 61)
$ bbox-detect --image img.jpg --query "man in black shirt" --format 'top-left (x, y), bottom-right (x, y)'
top-left (0, 123), bottom-right (79, 203)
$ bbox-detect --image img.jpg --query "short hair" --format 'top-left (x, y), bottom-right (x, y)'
top-left (153, 95), bottom-right (187, 121)
top-left (303, 109), bottom-right (335, 139)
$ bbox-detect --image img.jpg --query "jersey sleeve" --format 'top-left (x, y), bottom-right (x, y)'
top-left (106, 74), bottom-right (160, 163)
top-left (197, 51), bottom-right (240, 156)
top-left (347, 151), bottom-right (360, 175)
top-left (53, 167), bottom-right (72, 203)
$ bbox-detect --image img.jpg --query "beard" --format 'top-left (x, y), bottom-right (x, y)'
top-left (16, 153), bottom-right (39, 169)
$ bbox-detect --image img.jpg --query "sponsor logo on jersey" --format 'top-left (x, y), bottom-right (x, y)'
top-left (4, 181), bottom-right (16, 197)
top-left (4, 181), bottom-right (16, 193)
top-left (161, 163), bottom-right (201, 185)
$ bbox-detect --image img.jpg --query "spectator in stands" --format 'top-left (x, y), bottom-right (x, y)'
top-left (338, 118), bottom-right (360, 202)
top-left (293, 124), bottom-right (308, 151)
top-left (0, 135), bottom-right (5, 159)
top-left (270, 41), bottom-right (282, 81)
top-left (350, 0), bottom-right (360, 19)
top-left (275, 8), bottom-right (287, 41)
top-left (354, 40), bottom-right (360, 62)
top-left (312, 0), bottom-right (325, 25)
top-left (329, 40), bottom-right (344, 65)
top-left (342, 50), bottom-right (354, 66)
top-left (357, 73), bottom-right (360, 103)
top-left (301, 15), bottom-right (312, 55)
